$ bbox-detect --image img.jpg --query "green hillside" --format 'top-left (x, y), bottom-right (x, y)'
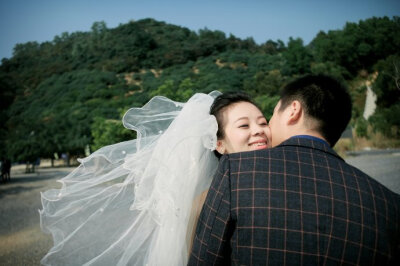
top-left (0, 17), bottom-right (399, 163)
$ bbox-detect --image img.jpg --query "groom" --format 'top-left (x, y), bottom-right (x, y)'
top-left (189, 74), bottom-right (400, 265)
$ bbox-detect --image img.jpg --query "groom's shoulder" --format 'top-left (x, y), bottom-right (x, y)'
top-left (226, 148), bottom-right (277, 169)
top-left (228, 144), bottom-right (290, 160)
top-left (228, 148), bottom-right (271, 160)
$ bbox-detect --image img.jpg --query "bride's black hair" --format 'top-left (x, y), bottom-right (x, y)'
top-left (210, 91), bottom-right (261, 158)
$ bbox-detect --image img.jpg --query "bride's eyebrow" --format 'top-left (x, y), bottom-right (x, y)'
top-left (234, 117), bottom-right (249, 123)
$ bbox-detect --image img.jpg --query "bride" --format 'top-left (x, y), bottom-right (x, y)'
top-left (40, 91), bottom-right (271, 265)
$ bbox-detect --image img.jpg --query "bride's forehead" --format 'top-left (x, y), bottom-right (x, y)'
top-left (224, 102), bottom-right (260, 116)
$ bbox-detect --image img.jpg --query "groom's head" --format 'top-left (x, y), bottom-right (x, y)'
top-left (269, 74), bottom-right (352, 147)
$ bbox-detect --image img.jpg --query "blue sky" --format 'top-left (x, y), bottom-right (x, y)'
top-left (0, 0), bottom-right (399, 60)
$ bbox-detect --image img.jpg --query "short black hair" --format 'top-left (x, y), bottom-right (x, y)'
top-left (279, 74), bottom-right (352, 146)
top-left (210, 91), bottom-right (258, 139)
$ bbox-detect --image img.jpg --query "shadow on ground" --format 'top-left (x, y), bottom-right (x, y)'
top-left (0, 170), bottom-right (67, 199)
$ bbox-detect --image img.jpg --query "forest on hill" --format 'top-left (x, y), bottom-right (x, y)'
top-left (0, 16), bottom-right (399, 164)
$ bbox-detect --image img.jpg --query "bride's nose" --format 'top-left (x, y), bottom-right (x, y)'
top-left (252, 125), bottom-right (265, 136)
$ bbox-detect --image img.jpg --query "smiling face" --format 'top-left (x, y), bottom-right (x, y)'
top-left (216, 101), bottom-right (272, 154)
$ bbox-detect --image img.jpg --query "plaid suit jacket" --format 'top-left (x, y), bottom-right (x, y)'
top-left (189, 137), bottom-right (400, 265)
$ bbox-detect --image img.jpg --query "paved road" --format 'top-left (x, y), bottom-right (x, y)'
top-left (0, 167), bottom-right (74, 265)
top-left (345, 149), bottom-right (400, 194)
top-left (0, 151), bottom-right (399, 265)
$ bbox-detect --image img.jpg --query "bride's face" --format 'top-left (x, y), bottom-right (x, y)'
top-left (216, 101), bottom-right (272, 154)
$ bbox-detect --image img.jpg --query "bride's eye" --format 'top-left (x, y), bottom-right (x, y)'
top-left (259, 119), bottom-right (268, 126)
top-left (239, 124), bottom-right (249, 128)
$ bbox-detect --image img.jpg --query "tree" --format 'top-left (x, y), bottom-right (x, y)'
top-left (282, 37), bottom-right (312, 75)
top-left (372, 55), bottom-right (400, 108)
top-left (310, 61), bottom-right (349, 81)
top-left (244, 69), bottom-right (285, 96)
top-left (195, 28), bottom-right (228, 56)
top-left (261, 39), bottom-right (286, 55)
top-left (311, 16), bottom-right (400, 75)
top-left (2, 16), bottom-right (400, 162)
top-left (369, 55), bottom-right (400, 138)
top-left (91, 117), bottom-right (136, 151)
top-left (254, 95), bottom-right (280, 119)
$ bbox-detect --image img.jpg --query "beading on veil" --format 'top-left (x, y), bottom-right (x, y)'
top-left (40, 91), bottom-right (221, 265)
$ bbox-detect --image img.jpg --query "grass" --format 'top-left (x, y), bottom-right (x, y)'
top-left (334, 128), bottom-right (400, 158)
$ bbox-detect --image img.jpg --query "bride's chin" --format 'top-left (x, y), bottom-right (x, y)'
top-left (249, 145), bottom-right (268, 151)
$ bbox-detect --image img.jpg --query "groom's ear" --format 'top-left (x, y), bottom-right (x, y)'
top-left (287, 100), bottom-right (302, 125)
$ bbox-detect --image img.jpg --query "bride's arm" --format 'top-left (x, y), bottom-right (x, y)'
top-left (187, 189), bottom-right (209, 254)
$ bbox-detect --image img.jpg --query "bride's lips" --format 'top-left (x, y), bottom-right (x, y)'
top-left (248, 139), bottom-right (268, 150)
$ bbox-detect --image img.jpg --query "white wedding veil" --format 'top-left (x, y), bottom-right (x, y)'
top-left (40, 91), bottom-right (221, 265)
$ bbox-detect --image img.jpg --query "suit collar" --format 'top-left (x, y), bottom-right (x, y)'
top-left (277, 136), bottom-right (344, 161)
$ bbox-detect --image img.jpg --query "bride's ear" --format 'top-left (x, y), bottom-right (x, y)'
top-left (216, 140), bottom-right (226, 154)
